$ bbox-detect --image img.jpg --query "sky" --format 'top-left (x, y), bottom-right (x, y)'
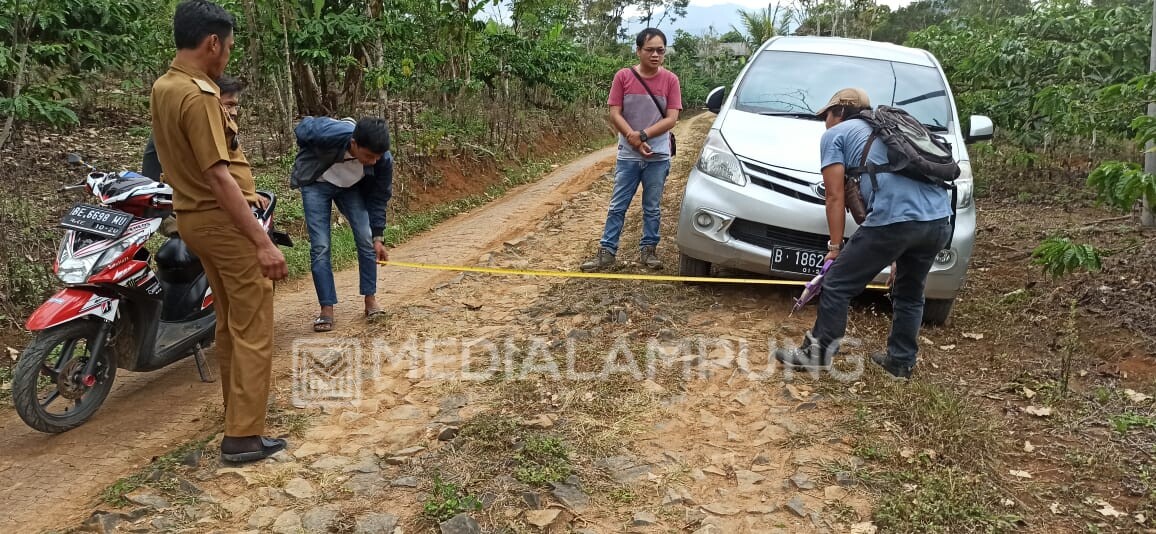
top-left (483, 0), bottom-right (919, 33)
top-left (690, 0), bottom-right (916, 9)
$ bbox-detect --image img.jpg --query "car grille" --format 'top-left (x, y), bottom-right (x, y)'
top-left (729, 219), bottom-right (829, 251)
top-left (741, 160), bottom-right (825, 206)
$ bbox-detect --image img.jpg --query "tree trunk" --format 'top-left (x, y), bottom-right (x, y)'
top-left (280, 2), bottom-right (297, 137)
top-left (294, 62), bottom-right (330, 116)
top-left (366, 0), bottom-right (389, 112)
top-left (1144, 0), bottom-right (1156, 227)
top-left (340, 45), bottom-right (369, 115)
top-left (0, 41), bottom-right (31, 151)
top-left (241, 0), bottom-right (263, 92)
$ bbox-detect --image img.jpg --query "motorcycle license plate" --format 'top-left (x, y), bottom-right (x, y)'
top-left (771, 245), bottom-right (827, 276)
top-left (60, 203), bottom-right (133, 239)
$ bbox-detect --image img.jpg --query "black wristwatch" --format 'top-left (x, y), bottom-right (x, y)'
top-left (638, 130), bottom-right (649, 142)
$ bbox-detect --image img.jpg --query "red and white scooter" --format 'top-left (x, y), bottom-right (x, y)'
top-left (11, 153), bottom-right (291, 433)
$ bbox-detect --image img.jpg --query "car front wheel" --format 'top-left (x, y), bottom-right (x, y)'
top-left (922, 297), bottom-right (955, 326)
top-left (679, 253), bottom-right (711, 278)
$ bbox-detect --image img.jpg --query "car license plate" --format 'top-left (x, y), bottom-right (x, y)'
top-left (771, 245), bottom-right (827, 276)
top-left (60, 203), bottom-right (133, 239)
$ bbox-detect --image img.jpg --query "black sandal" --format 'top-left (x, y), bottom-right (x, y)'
top-left (313, 315), bottom-right (334, 332)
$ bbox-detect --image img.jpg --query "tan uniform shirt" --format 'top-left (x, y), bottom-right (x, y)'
top-left (150, 59), bottom-right (258, 211)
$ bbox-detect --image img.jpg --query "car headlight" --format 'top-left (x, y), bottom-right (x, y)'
top-left (954, 180), bottom-right (973, 209)
top-left (696, 130), bottom-right (746, 186)
top-left (955, 161), bottom-right (974, 209)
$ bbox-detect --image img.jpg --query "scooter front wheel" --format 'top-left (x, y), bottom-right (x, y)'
top-left (12, 320), bottom-right (117, 433)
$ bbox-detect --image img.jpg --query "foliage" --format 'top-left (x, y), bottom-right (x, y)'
top-left (664, 29), bottom-right (745, 108)
top-left (1031, 237), bottom-right (1103, 278)
top-left (1087, 161), bottom-right (1156, 213)
top-left (906, 0), bottom-right (1149, 143)
top-left (872, 0), bottom-right (1033, 44)
top-left (422, 474), bottom-right (482, 523)
top-left (732, 6), bottom-right (782, 52)
top-left (1110, 413), bottom-right (1156, 434)
top-left (633, 0), bottom-right (689, 28)
top-left (513, 435), bottom-right (573, 485)
top-left (0, 0), bottom-right (153, 143)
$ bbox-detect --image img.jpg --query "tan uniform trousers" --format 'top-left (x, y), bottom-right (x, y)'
top-left (177, 208), bottom-right (274, 437)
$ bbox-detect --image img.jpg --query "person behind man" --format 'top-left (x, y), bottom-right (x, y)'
top-left (289, 116), bottom-right (393, 332)
top-left (150, 0), bottom-right (288, 462)
top-left (773, 88), bottom-right (953, 378)
top-left (142, 75), bottom-right (244, 181)
top-left (580, 28), bottom-right (682, 272)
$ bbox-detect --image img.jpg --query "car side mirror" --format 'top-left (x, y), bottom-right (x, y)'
top-left (966, 115), bottom-right (994, 144)
top-left (706, 86), bottom-right (727, 114)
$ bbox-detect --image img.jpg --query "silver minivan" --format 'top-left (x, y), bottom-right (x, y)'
top-left (675, 36), bottom-right (994, 325)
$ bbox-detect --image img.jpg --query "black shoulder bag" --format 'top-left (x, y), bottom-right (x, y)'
top-left (629, 67), bottom-right (676, 157)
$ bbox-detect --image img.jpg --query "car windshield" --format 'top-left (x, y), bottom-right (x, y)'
top-left (733, 50), bottom-right (952, 130)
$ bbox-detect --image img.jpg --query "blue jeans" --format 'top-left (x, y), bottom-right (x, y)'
top-left (598, 158), bottom-right (670, 255)
top-left (301, 181), bottom-right (377, 307)
top-left (811, 217), bottom-right (952, 367)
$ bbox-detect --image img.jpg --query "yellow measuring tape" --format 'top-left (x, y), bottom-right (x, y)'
top-left (379, 260), bottom-right (889, 289)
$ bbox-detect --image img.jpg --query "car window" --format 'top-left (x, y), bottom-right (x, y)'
top-left (891, 62), bottom-right (951, 130)
top-left (733, 50), bottom-right (951, 130)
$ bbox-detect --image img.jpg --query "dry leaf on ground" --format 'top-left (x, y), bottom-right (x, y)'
top-left (1124, 389), bottom-right (1152, 403)
top-left (1024, 406), bottom-right (1053, 417)
top-left (1096, 500), bottom-right (1126, 518)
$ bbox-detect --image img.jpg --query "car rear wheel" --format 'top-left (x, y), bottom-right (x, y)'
top-left (679, 253), bottom-right (711, 278)
top-left (922, 297), bottom-right (955, 326)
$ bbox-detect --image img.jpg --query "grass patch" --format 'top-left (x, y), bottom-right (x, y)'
top-left (0, 363), bottom-right (12, 404)
top-left (846, 376), bottom-right (1026, 532)
top-left (422, 474), bottom-right (482, 523)
top-left (608, 487), bottom-right (636, 504)
top-left (267, 403), bottom-right (313, 437)
top-left (101, 436), bottom-right (212, 506)
top-left (514, 435), bottom-right (572, 485)
top-left (1110, 413), bottom-right (1156, 434)
top-left (870, 466), bottom-right (1023, 533)
top-left (459, 413), bottom-right (522, 452)
top-left (867, 380), bottom-right (1004, 463)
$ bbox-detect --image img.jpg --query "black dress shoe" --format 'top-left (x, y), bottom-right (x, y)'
top-left (220, 436), bottom-right (288, 464)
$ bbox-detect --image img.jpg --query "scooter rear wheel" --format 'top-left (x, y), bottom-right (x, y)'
top-left (12, 320), bottom-right (117, 433)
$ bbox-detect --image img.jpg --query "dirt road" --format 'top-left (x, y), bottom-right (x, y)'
top-left (0, 143), bottom-right (618, 533)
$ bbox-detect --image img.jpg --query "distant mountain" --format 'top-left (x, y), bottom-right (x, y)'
top-left (623, 3), bottom-right (788, 38)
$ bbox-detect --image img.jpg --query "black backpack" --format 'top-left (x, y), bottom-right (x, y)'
top-left (847, 105), bottom-right (961, 246)
top-left (849, 105), bottom-right (960, 188)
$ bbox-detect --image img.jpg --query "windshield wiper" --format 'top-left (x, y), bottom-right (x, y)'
top-left (759, 111), bottom-right (822, 121)
top-left (895, 90), bottom-right (946, 106)
top-left (924, 123), bottom-right (948, 132)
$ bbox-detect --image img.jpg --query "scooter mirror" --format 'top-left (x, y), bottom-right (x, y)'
top-left (67, 153), bottom-right (84, 166)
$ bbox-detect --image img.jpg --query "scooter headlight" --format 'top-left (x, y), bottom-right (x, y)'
top-left (58, 254), bottom-right (101, 285)
top-left (95, 239), bottom-right (137, 273)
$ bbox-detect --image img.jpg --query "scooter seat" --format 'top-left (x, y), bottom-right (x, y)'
top-left (155, 236), bottom-right (204, 284)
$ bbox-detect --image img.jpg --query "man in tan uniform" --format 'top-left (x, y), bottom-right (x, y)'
top-left (150, 0), bottom-right (288, 463)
